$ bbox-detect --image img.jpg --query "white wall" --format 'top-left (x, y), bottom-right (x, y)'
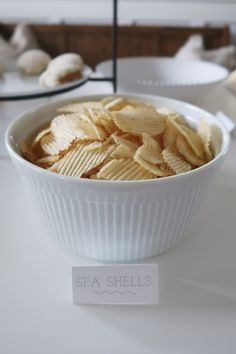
top-left (0, 0), bottom-right (236, 25)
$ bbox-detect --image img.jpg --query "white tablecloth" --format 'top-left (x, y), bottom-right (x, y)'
top-left (0, 82), bottom-right (236, 354)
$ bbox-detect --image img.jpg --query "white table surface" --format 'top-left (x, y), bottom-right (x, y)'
top-left (1, 82), bottom-right (236, 354)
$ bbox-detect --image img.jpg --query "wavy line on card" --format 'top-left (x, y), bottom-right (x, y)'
top-left (91, 290), bottom-right (136, 295)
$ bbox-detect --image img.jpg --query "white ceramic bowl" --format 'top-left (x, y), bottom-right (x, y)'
top-left (96, 57), bottom-right (229, 102)
top-left (5, 94), bottom-right (230, 262)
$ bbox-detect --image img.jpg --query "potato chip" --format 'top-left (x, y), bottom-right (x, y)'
top-left (102, 97), bottom-right (126, 111)
top-left (97, 159), bottom-right (154, 180)
top-left (197, 119), bottom-right (213, 161)
top-left (110, 134), bottom-right (137, 159)
top-left (112, 133), bottom-right (138, 150)
top-left (57, 101), bottom-right (102, 113)
top-left (40, 133), bottom-right (72, 155)
top-left (158, 162), bottom-right (174, 176)
top-left (80, 111), bottom-right (108, 141)
top-left (134, 152), bottom-right (167, 177)
top-left (168, 118), bottom-right (205, 159)
top-left (83, 141), bottom-right (104, 152)
top-left (176, 135), bottom-right (205, 167)
top-left (112, 106), bottom-right (166, 135)
top-left (98, 117), bottom-right (118, 135)
top-left (162, 148), bottom-right (191, 174)
top-left (31, 127), bottom-right (51, 147)
top-left (36, 155), bottom-right (60, 168)
top-left (157, 107), bottom-right (175, 116)
top-left (50, 142), bottom-right (116, 177)
top-left (51, 113), bottom-right (92, 143)
top-left (141, 133), bottom-right (163, 164)
top-left (163, 119), bottom-right (178, 149)
top-left (21, 141), bottom-right (36, 162)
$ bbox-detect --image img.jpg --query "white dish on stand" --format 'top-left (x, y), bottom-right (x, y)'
top-left (96, 57), bottom-right (228, 102)
top-left (0, 65), bottom-right (93, 100)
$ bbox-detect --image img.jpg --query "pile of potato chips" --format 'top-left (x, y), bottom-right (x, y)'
top-left (21, 96), bottom-right (215, 180)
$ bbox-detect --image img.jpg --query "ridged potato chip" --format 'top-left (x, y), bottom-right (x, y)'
top-left (112, 106), bottom-right (166, 135)
top-left (197, 119), bottom-right (213, 161)
top-left (36, 154), bottom-right (60, 168)
top-left (103, 97), bottom-right (126, 111)
top-left (141, 133), bottom-right (163, 164)
top-left (50, 142), bottom-right (116, 177)
top-left (31, 127), bottom-right (51, 147)
top-left (168, 118), bottom-right (205, 159)
top-left (97, 159), bottom-right (154, 180)
top-left (21, 141), bottom-right (36, 163)
top-left (57, 101), bottom-right (102, 113)
top-left (51, 113), bottom-right (92, 144)
top-left (80, 111), bottom-right (108, 141)
top-left (162, 148), bottom-right (191, 174)
top-left (40, 133), bottom-right (72, 155)
top-left (134, 152), bottom-right (167, 177)
top-left (176, 135), bottom-right (205, 167)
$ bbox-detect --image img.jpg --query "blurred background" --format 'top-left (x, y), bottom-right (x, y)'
top-left (1, 0), bottom-right (236, 69)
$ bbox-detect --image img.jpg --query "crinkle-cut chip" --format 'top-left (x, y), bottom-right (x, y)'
top-left (80, 112), bottom-right (108, 141)
top-left (110, 145), bottom-right (134, 159)
top-left (197, 119), bottom-right (213, 161)
top-left (134, 153), bottom-right (167, 177)
top-left (79, 121), bottom-right (106, 140)
top-left (40, 133), bottom-right (72, 155)
top-left (82, 165), bottom-right (100, 178)
top-left (85, 107), bottom-right (111, 124)
top-left (32, 127), bottom-right (51, 147)
top-left (21, 141), bottom-right (36, 163)
top-left (135, 144), bottom-right (163, 165)
top-left (181, 125), bottom-right (205, 159)
top-left (176, 135), bottom-right (205, 167)
top-left (162, 148), bottom-right (191, 174)
top-left (142, 133), bottom-right (161, 150)
top-left (87, 108), bottom-right (118, 134)
top-left (157, 107), bottom-right (176, 116)
top-left (84, 139), bottom-right (113, 153)
top-left (89, 174), bottom-right (98, 180)
top-left (57, 101), bottom-right (102, 113)
top-left (36, 154), bottom-right (60, 168)
top-left (111, 134), bottom-right (138, 158)
top-left (163, 120), bottom-right (178, 149)
top-left (122, 133), bottom-right (142, 146)
top-left (105, 97), bottom-right (125, 111)
top-left (49, 143), bottom-right (116, 178)
top-left (168, 117), bottom-right (205, 159)
top-left (51, 113), bottom-right (91, 141)
top-left (171, 113), bottom-right (187, 126)
top-left (97, 159), bottom-right (154, 180)
top-left (84, 141), bottom-right (104, 152)
top-left (102, 96), bottom-right (126, 111)
top-left (142, 133), bottom-right (163, 162)
top-left (112, 133), bottom-right (139, 150)
top-left (210, 124), bottom-right (222, 157)
top-left (112, 106), bottom-right (166, 135)
top-left (98, 117), bottom-right (118, 135)
top-left (125, 99), bottom-right (156, 110)
top-left (159, 162), bottom-right (175, 176)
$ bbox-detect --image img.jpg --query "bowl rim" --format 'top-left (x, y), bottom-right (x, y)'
top-left (5, 93), bottom-right (231, 186)
top-left (96, 57), bottom-right (229, 87)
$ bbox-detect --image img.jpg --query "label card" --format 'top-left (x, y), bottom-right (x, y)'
top-left (72, 264), bottom-right (159, 305)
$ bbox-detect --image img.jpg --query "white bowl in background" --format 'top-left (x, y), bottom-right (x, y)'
top-left (5, 94), bottom-right (230, 262)
top-left (96, 57), bottom-right (229, 102)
